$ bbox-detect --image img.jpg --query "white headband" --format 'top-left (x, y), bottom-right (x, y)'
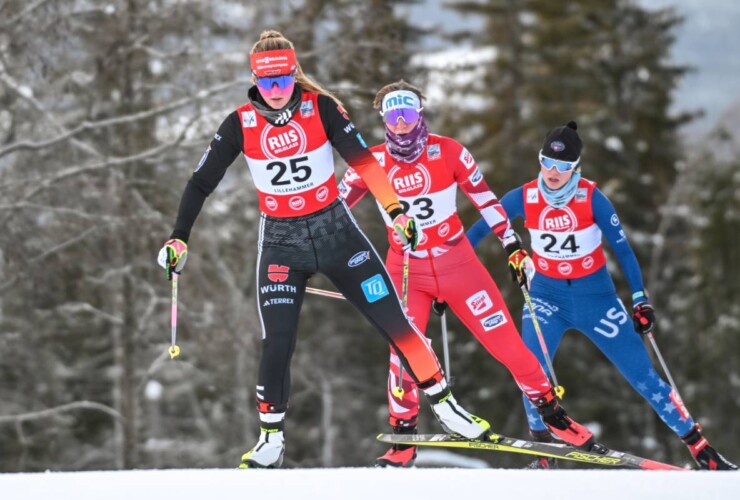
top-left (381, 90), bottom-right (422, 114)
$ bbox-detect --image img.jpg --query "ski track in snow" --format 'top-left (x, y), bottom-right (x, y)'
top-left (0, 466), bottom-right (737, 500)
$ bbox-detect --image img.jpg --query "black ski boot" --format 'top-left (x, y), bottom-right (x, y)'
top-left (681, 424), bottom-right (737, 470)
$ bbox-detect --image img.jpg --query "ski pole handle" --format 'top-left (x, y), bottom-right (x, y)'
top-left (521, 285), bottom-right (563, 398)
top-left (169, 272), bottom-right (181, 359)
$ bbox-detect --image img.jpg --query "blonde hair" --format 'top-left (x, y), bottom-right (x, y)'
top-left (250, 31), bottom-right (344, 108)
top-left (373, 80), bottom-right (426, 110)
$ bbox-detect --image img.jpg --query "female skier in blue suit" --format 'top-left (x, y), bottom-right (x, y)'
top-left (467, 121), bottom-right (736, 470)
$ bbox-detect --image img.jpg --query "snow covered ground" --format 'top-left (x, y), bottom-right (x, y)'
top-left (1, 466), bottom-right (737, 500)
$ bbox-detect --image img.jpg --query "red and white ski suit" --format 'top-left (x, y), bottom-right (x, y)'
top-left (339, 134), bottom-right (553, 427)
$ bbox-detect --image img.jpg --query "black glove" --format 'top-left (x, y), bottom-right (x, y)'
top-left (432, 299), bottom-right (447, 317)
top-left (632, 302), bottom-right (655, 335)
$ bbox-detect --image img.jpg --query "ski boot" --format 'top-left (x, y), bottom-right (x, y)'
top-left (525, 429), bottom-right (558, 469)
top-left (681, 424), bottom-right (737, 470)
top-left (376, 424), bottom-right (418, 468)
top-left (239, 411), bottom-right (285, 469)
top-left (532, 389), bottom-right (599, 452)
top-left (423, 378), bottom-right (491, 440)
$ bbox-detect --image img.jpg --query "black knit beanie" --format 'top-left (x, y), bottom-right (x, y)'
top-left (541, 121), bottom-right (582, 162)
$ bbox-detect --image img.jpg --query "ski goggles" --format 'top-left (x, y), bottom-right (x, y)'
top-left (381, 107), bottom-right (422, 125)
top-left (256, 73), bottom-right (296, 91)
top-left (539, 150), bottom-right (580, 173)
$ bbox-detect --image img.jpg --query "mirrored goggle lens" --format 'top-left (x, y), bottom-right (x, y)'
top-left (539, 152), bottom-right (579, 173)
top-left (256, 74), bottom-right (295, 90)
top-left (382, 108), bottom-right (421, 125)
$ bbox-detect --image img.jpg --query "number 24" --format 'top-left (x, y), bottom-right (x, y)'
top-left (541, 233), bottom-right (580, 253)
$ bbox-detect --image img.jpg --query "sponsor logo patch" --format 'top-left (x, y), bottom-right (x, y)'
top-left (361, 274), bottom-right (389, 303)
top-left (196, 146), bottom-right (211, 172)
top-left (459, 147), bottom-right (476, 169)
top-left (373, 152), bottom-right (385, 167)
top-left (466, 290), bottom-right (493, 316)
top-left (670, 389), bottom-right (690, 420)
top-left (582, 256), bottom-right (594, 269)
top-left (348, 251), bottom-right (371, 267)
top-left (263, 297), bottom-right (295, 307)
top-left (289, 196), bottom-right (306, 211)
top-left (267, 264), bottom-right (289, 283)
top-left (481, 311), bottom-right (507, 331)
top-left (389, 165), bottom-right (431, 197)
top-left (260, 284), bottom-right (297, 295)
top-left (575, 188), bottom-right (587, 202)
top-left (526, 188), bottom-right (539, 203)
top-left (316, 186), bottom-right (329, 202)
top-left (265, 196), bottom-right (278, 211)
top-left (557, 262), bottom-right (573, 275)
top-left (611, 214), bottom-right (620, 226)
top-left (300, 100), bottom-right (314, 117)
top-left (469, 168), bottom-right (483, 186)
top-left (261, 122), bottom-right (306, 159)
top-left (241, 110), bottom-right (257, 128)
top-left (550, 141), bottom-right (565, 152)
top-left (539, 206), bottom-right (577, 232)
top-left (427, 144), bottom-right (441, 160)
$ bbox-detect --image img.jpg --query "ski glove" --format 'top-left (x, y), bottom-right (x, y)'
top-left (390, 209), bottom-right (422, 251)
top-left (432, 299), bottom-right (448, 317)
top-left (632, 302), bottom-right (655, 335)
top-left (157, 238), bottom-right (188, 281)
top-left (505, 240), bottom-right (534, 289)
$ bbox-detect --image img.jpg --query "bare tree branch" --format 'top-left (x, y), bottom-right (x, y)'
top-left (0, 115), bottom-right (199, 227)
top-left (29, 224), bottom-right (104, 263)
top-left (0, 401), bottom-right (124, 424)
top-left (0, 0), bottom-right (54, 29)
top-left (0, 78), bottom-right (248, 158)
top-left (55, 302), bottom-right (124, 325)
top-left (0, 57), bottom-right (102, 159)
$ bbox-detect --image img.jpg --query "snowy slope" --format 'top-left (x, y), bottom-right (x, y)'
top-left (1, 467), bottom-right (737, 500)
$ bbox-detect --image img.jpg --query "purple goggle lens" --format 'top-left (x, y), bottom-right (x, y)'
top-left (539, 151), bottom-right (580, 173)
top-left (382, 107), bottom-right (421, 125)
top-left (256, 73), bottom-right (296, 90)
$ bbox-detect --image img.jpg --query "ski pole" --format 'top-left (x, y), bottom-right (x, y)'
top-left (392, 250), bottom-right (411, 399)
top-left (520, 284), bottom-right (563, 398)
top-left (440, 310), bottom-right (452, 384)
top-left (169, 272), bottom-right (181, 359)
top-left (646, 331), bottom-right (693, 420)
top-left (306, 286), bottom-right (346, 300)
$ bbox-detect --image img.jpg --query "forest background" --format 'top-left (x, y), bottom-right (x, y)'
top-left (0, 0), bottom-right (737, 471)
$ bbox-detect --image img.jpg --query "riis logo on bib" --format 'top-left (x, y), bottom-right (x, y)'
top-left (389, 165), bottom-right (431, 196)
top-left (261, 122), bottom-right (306, 159)
top-left (539, 206), bottom-right (577, 232)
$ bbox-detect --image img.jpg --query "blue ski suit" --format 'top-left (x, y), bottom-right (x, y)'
top-left (467, 180), bottom-right (694, 437)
